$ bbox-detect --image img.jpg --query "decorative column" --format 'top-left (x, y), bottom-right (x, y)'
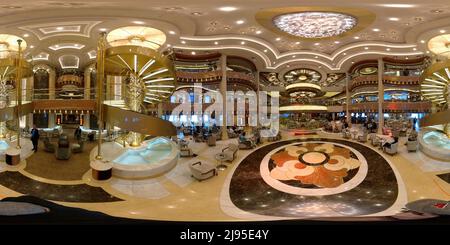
top-left (377, 58), bottom-right (384, 134)
top-left (157, 103), bottom-right (163, 118)
top-left (48, 113), bottom-right (55, 128)
top-left (26, 76), bottom-right (33, 129)
top-left (48, 68), bottom-right (56, 99)
top-left (345, 72), bottom-right (351, 126)
top-left (106, 75), bottom-right (113, 101)
top-left (256, 70), bottom-right (260, 127)
top-left (84, 67), bottom-right (91, 99)
top-left (220, 54), bottom-right (228, 140)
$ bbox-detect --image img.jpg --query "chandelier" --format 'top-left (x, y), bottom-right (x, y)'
top-left (273, 12), bottom-right (357, 38)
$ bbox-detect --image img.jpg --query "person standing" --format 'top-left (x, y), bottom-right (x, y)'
top-left (30, 124), bottom-right (40, 152)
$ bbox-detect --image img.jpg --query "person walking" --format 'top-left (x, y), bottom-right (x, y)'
top-left (30, 124), bottom-right (40, 152)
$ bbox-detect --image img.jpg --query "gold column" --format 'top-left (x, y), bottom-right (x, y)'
top-left (220, 54), bottom-right (228, 139)
top-left (345, 72), bottom-right (351, 125)
top-left (96, 33), bottom-right (106, 159)
top-left (15, 40), bottom-right (23, 149)
top-left (84, 67), bottom-right (91, 99)
top-left (49, 68), bottom-right (56, 99)
top-left (377, 58), bottom-right (384, 134)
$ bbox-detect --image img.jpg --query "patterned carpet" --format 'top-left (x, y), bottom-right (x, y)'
top-left (24, 131), bottom-right (96, 181)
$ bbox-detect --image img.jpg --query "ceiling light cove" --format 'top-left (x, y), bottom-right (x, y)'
top-left (87, 50), bottom-right (97, 59)
top-left (107, 26), bottom-right (166, 50)
top-left (219, 6), bottom-right (237, 12)
top-left (39, 26), bottom-right (81, 34)
top-left (49, 43), bottom-right (85, 51)
top-left (378, 4), bottom-right (416, 8)
top-left (59, 55), bottom-right (80, 69)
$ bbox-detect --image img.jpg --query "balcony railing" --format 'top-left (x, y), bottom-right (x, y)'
top-left (350, 75), bottom-right (420, 91)
top-left (348, 101), bottom-right (431, 112)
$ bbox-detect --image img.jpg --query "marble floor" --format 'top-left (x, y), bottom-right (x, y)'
top-left (0, 130), bottom-right (449, 221)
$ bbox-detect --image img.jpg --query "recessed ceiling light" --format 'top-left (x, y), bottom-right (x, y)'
top-left (263, 49), bottom-right (267, 52)
top-left (413, 48), bottom-right (417, 51)
top-left (292, 55), bottom-right (296, 58)
top-left (295, 41), bottom-right (300, 44)
top-left (255, 30), bottom-right (262, 34)
top-left (275, 37), bottom-right (281, 41)
top-left (29, 45), bottom-right (34, 49)
top-left (386, 48), bottom-right (391, 51)
top-left (191, 51), bottom-right (196, 55)
top-left (378, 4), bottom-right (415, 8)
top-left (181, 40), bottom-right (186, 44)
top-left (99, 28), bottom-right (107, 32)
top-left (351, 61), bottom-right (355, 64)
top-left (334, 41), bottom-right (340, 44)
top-left (132, 21), bottom-right (145, 25)
top-left (314, 56), bottom-right (318, 59)
top-left (314, 43), bottom-right (320, 46)
top-left (236, 20), bottom-right (245, 25)
top-left (440, 30), bottom-right (446, 33)
top-left (354, 36), bottom-right (360, 39)
top-left (219, 6), bottom-right (237, 12)
top-left (214, 41), bottom-right (218, 45)
top-left (241, 41), bottom-right (245, 45)
top-left (426, 51), bottom-right (430, 54)
top-left (23, 34), bottom-right (29, 37)
top-left (166, 44), bottom-right (171, 47)
top-left (343, 52), bottom-right (347, 55)
top-left (420, 40), bottom-right (425, 43)
top-left (169, 31), bottom-right (176, 35)
top-left (405, 57), bottom-right (409, 59)
top-left (372, 28), bottom-right (380, 32)
top-left (388, 17), bottom-right (400, 21)
top-left (318, 66), bottom-right (322, 69)
top-left (224, 26), bottom-right (230, 30)
top-left (431, 9), bottom-right (443, 14)
top-left (56, 27), bottom-right (64, 30)
top-left (364, 47), bottom-right (369, 50)
top-left (191, 12), bottom-right (202, 16)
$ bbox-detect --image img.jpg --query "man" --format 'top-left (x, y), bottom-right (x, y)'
top-left (30, 124), bottom-right (39, 152)
top-left (74, 126), bottom-right (82, 141)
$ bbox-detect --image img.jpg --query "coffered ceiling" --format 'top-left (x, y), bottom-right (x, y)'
top-left (0, 0), bottom-right (449, 72)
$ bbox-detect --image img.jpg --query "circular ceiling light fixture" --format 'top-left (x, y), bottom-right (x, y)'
top-left (272, 12), bottom-right (357, 38)
top-left (107, 26), bottom-right (166, 50)
top-left (0, 34), bottom-right (27, 58)
top-left (256, 7), bottom-right (374, 40)
top-left (427, 34), bottom-right (450, 58)
top-left (283, 68), bottom-right (322, 84)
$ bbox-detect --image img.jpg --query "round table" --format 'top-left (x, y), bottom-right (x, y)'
top-left (5, 148), bottom-right (20, 166)
top-left (90, 159), bottom-right (112, 180)
top-left (215, 153), bottom-right (228, 171)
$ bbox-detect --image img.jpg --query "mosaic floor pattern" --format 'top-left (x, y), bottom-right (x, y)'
top-left (222, 138), bottom-right (406, 219)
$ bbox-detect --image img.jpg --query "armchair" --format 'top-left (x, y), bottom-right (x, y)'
top-left (383, 142), bottom-right (398, 155)
top-left (220, 144), bottom-right (238, 162)
top-left (238, 139), bottom-right (255, 149)
top-left (358, 131), bottom-right (368, 143)
top-left (43, 137), bottom-right (55, 153)
top-left (71, 140), bottom-right (84, 153)
top-left (189, 161), bottom-right (217, 181)
top-left (207, 134), bottom-right (217, 146)
top-left (406, 140), bottom-right (418, 152)
top-left (179, 140), bottom-right (195, 157)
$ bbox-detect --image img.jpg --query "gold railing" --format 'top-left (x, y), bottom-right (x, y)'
top-left (350, 75), bottom-right (420, 91)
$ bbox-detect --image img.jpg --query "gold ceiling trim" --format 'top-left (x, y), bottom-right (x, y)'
top-left (255, 6), bottom-right (376, 41)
